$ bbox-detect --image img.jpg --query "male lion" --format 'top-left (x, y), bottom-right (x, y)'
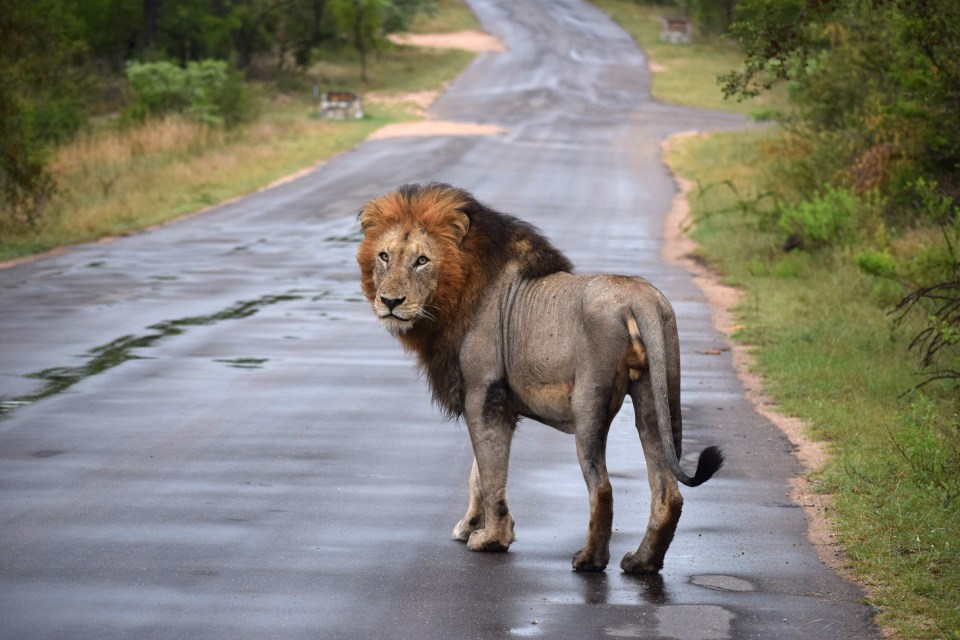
top-left (356, 183), bottom-right (723, 573)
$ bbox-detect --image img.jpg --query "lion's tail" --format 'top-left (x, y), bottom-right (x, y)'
top-left (627, 306), bottom-right (724, 488)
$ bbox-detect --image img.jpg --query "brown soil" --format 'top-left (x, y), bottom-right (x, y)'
top-left (388, 30), bottom-right (506, 53)
top-left (367, 120), bottom-right (506, 140)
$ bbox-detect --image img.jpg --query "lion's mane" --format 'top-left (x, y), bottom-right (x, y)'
top-left (357, 183), bottom-right (573, 417)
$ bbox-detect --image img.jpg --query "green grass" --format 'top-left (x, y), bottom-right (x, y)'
top-left (408, 0), bottom-right (480, 33)
top-left (311, 44), bottom-right (474, 94)
top-left (591, 0), bottom-right (789, 118)
top-left (666, 129), bottom-right (960, 640)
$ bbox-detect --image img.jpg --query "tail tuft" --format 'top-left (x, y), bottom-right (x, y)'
top-left (690, 446), bottom-right (724, 487)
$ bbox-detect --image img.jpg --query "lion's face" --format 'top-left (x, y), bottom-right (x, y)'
top-left (364, 225), bottom-right (444, 335)
top-left (357, 186), bottom-right (472, 336)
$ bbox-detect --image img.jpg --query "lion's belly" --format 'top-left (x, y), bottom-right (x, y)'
top-left (513, 380), bottom-right (576, 433)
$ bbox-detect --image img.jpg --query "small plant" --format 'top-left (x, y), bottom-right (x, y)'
top-left (855, 249), bottom-right (897, 279)
top-left (888, 402), bottom-right (960, 507)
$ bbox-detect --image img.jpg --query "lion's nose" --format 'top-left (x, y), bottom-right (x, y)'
top-left (380, 295), bottom-right (405, 310)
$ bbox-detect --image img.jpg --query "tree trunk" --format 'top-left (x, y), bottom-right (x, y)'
top-left (142, 0), bottom-right (162, 58)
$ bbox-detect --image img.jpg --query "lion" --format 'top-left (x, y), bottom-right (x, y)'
top-left (356, 182), bottom-right (724, 573)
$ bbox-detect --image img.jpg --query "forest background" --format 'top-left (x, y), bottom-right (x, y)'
top-left (1, 0), bottom-right (958, 636)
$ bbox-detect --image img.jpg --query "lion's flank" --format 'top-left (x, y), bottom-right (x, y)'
top-left (357, 183), bottom-right (572, 417)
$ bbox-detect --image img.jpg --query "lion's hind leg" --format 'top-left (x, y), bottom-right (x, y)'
top-left (453, 458), bottom-right (485, 541)
top-left (620, 377), bottom-right (684, 574)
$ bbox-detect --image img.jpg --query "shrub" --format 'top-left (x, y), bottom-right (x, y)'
top-left (856, 250), bottom-right (898, 279)
top-left (777, 186), bottom-right (861, 250)
top-left (124, 59), bottom-right (257, 127)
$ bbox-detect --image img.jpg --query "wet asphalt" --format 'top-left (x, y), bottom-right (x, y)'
top-left (0, 1), bottom-right (879, 638)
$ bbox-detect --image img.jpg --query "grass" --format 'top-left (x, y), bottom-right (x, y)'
top-left (408, 0), bottom-right (480, 33)
top-left (591, 0), bottom-right (789, 118)
top-left (0, 4), bottom-right (477, 262)
top-left (666, 131), bottom-right (960, 639)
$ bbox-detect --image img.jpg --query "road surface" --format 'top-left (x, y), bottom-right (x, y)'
top-left (0, 1), bottom-right (878, 638)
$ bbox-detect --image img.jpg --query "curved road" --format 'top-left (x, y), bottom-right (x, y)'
top-left (0, 1), bottom-right (878, 638)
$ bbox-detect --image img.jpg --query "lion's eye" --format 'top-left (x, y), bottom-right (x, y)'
top-left (378, 251), bottom-right (389, 263)
top-left (416, 256), bottom-right (430, 266)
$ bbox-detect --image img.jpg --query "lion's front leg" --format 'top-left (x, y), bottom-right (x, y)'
top-left (463, 399), bottom-right (517, 553)
top-left (452, 458), bottom-right (485, 541)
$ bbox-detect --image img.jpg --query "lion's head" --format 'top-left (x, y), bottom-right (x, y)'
top-left (356, 184), bottom-right (474, 336)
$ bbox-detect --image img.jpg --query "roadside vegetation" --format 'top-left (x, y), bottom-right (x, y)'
top-left (0, 0), bottom-right (476, 261)
top-left (595, 0), bottom-right (959, 636)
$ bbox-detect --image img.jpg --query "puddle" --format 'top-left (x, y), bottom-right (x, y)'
top-left (31, 450), bottom-right (65, 458)
top-left (215, 358), bottom-right (269, 370)
top-left (690, 574), bottom-right (755, 592)
top-left (508, 622), bottom-right (543, 637)
top-left (609, 604), bottom-right (737, 640)
top-left (606, 604), bottom-right (735, 639)
top-left (0, 293), bottom-right (301, 419)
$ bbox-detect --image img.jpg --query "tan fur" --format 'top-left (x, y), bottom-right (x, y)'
top-left (357, 184), bottom-right (723, 573)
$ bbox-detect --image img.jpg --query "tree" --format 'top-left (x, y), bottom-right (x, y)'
top-left (721, 0), bottom-right (960, 215)
top-left (329, 0), bottom-right (433, 82)
top-left (0, 0), bottom-right (89, 226)
top-left (329, 0), bottom-right (389, 82)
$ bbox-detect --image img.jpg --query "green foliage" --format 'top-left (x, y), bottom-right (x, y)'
top-left (855, 250), bottom-right (897, 280)
top-left (330, 0), bottom-right (389, 81)
top-left (0, 0), bottom-right (90, 227)
top-left (329, 0), bottom-right (436, 81)
top-left (722, 0), bottom-right (960, 218)
top-left (124, 59), bottom-right (257, 127)
top-left (681, 0), bottom-right (738, 34)
top-left (777, 186), bottom-right (862, 250)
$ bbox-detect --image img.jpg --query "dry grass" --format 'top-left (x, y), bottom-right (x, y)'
top-left (22, 102), bottom-right (386, 250)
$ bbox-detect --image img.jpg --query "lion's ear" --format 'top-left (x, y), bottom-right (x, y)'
top-left (449, 210), bottom-right (470, 244)
top-left (358, 204), bottom-right (378, 234)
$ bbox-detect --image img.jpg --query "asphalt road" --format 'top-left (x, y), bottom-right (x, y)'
top-left (0, 1), bottom-right (879, 638)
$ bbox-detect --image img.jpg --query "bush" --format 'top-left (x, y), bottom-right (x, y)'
top-left (777, 186), bottom-right (865, 250)
top-left (856, 249), bottom-right (898, 279)
top-left (124, 59), bottom-right (257, 127)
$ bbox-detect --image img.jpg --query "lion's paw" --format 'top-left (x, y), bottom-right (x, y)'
top-left (620, 551), bottom-right (663, 575)
top-left (467, 527), bottom-right (513, 552)
top-left (572, 548), bottom-right (609, 572)
top-left (452, 516), bottom-right (483, 542)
